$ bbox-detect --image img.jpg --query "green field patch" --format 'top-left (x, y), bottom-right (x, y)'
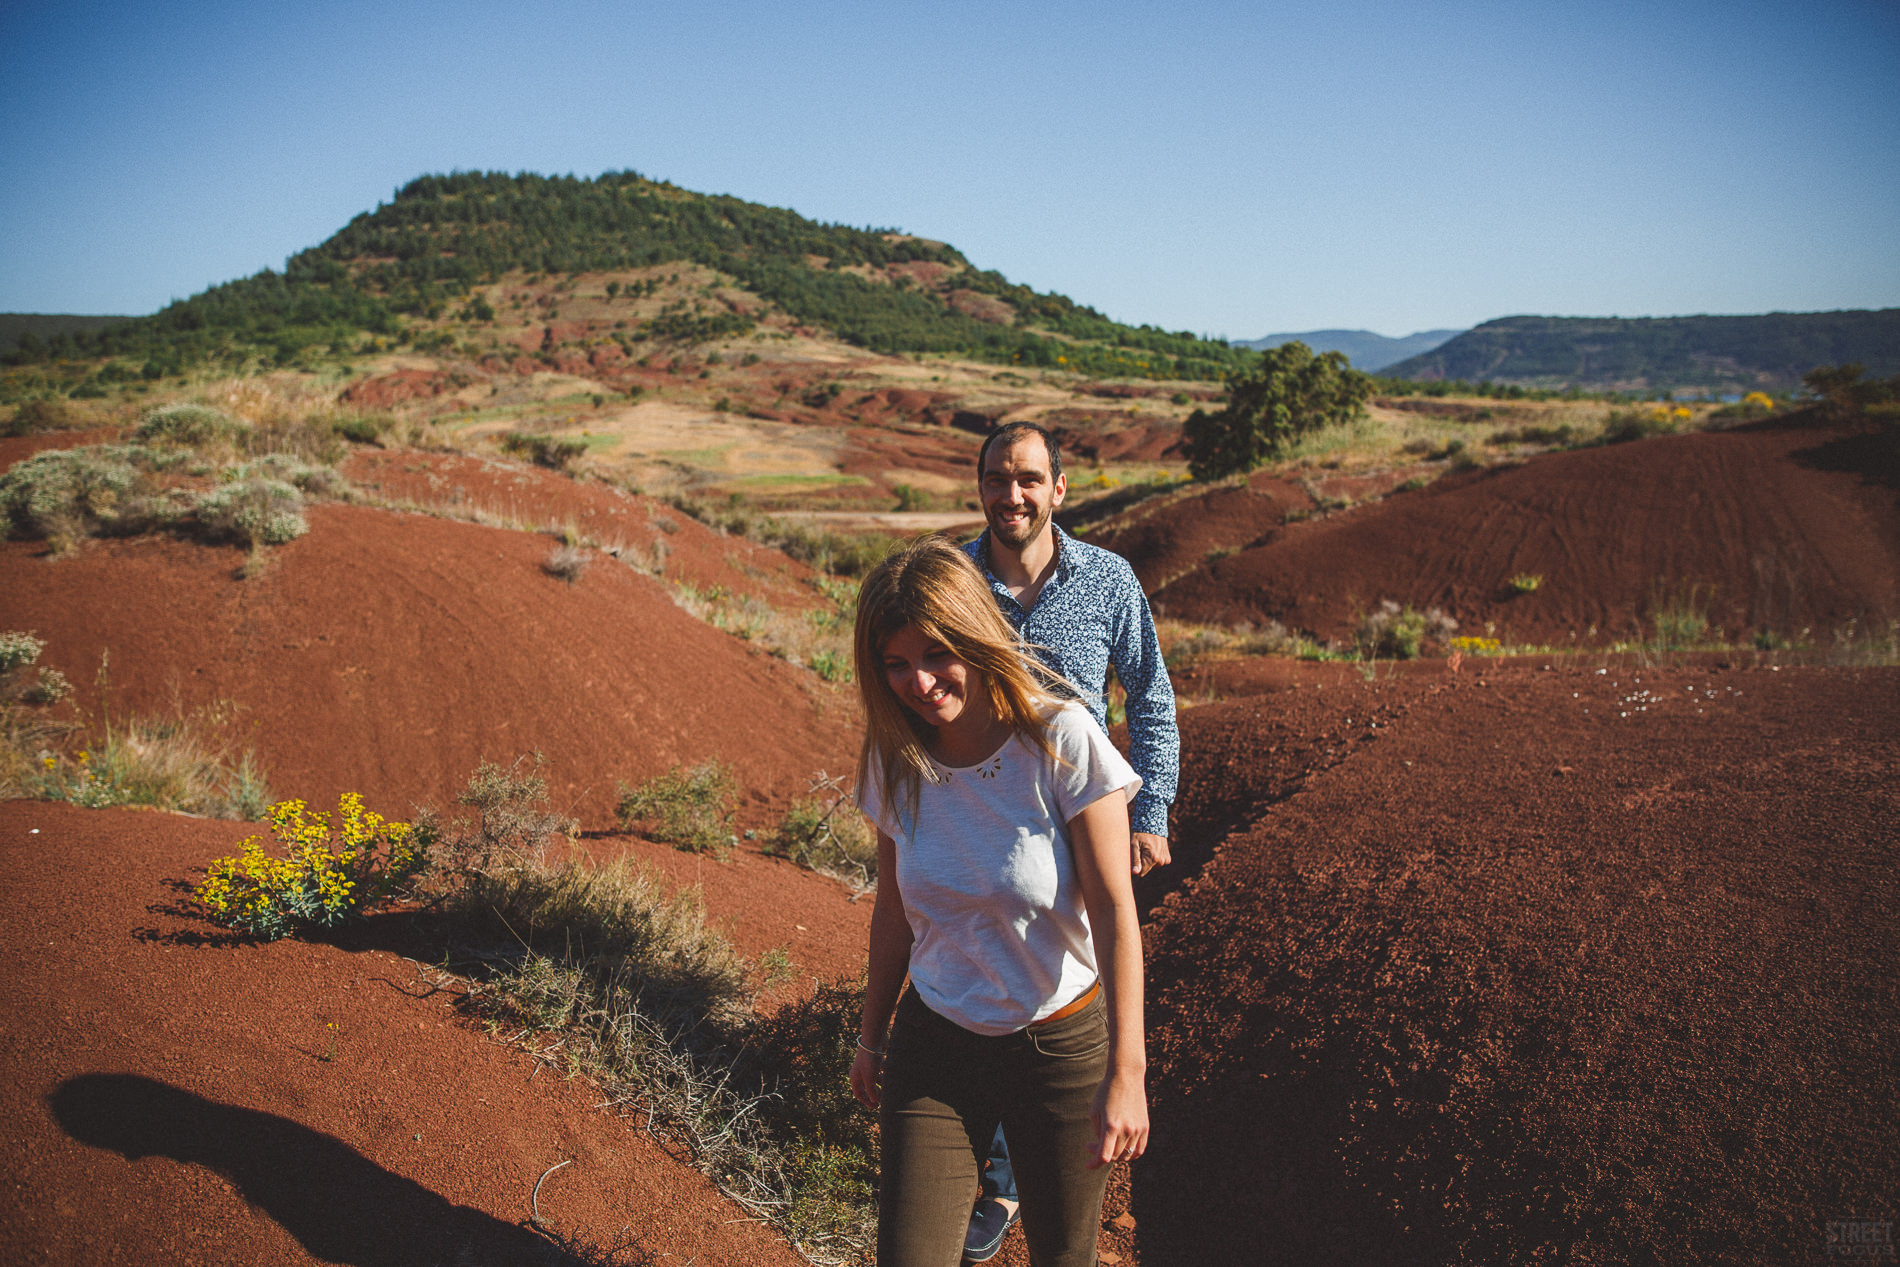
top-left (720, 473), bottom-right (872, 491)
top-left (659, 446), bottom-right (735, 466)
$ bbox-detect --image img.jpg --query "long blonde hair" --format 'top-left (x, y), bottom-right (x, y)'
top-left (854, 536), bottom-right (1069, 826)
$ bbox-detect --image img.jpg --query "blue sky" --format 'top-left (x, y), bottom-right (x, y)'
top-left (2, 0), bottom-right (1896, 338)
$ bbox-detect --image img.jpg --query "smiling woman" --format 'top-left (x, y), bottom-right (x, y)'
top-left (846, 537), bottom-right (1148, 1267)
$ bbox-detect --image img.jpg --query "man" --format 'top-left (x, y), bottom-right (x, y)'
top-left (958, 420), bottom-right (1179, 1262)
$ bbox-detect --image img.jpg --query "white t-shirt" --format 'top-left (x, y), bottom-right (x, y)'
top-left (858, 702), bottom-right (1141, 1036)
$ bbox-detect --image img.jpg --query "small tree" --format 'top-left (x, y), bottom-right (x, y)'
top-left (1803, 362), bottom-right (1900, 423)
top-left (1184, 341), bottom-right (1372, 480)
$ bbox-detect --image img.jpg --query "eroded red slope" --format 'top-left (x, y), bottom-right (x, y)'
top-left (1122, 420), bottom-right (1900, 644)
top-left (0, 503), bottom-right (858, 826)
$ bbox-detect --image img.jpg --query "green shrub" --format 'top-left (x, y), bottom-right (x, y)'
top-left (616, 761), bottom-right (737, 854)
top-left (743, 979), bottom-right (880, 1249)
top-left (500, 431), bottom-right (590, 470)
top-left (810, 648), bottom-right (851, 682)
top-left (1602, 405), bottom-right (1687, 444)
top-left (1507, 572), bottom-right (1544, 595)
top-left (229, 452), bottom-right (348, 497)
top-left (1485, 423), bottom-right (1575, 447)
top-left (0, 444), bottom-right (182, 541)
top-left (769, 777), bottom-right (878, 885)
top-left (135, 403), bottom-right (248, 448)
top-left (1184, 341), bottom-right (1373, 479)
top-left (5, 399), bottom-right (72, 436)
top-left (1649, 580), bottom-right (1714, 650)
top-left (332, 413), bottom-right (389, 445)
top-left (0, 632), bottom-right (78, 798)
top-left (403, 755), bottom-right (879, 1262)
top-left (35, 714), bottom-right (271, 819)
top-left (1356, 600), bottom-right (1457, 659)
top-left (544, 542), bottom-right (589, 583)
top-left (0, 631), bottom-right (47, 677)
top-left (892, 482), bottom-right (928, 512)
top-left (194, 478), bottom-right (308, 546)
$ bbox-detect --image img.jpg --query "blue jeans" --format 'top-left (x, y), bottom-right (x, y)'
top-left (982, 1125), bottom-right (1017, 1203)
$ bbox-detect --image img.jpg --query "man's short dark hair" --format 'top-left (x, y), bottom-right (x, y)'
top-left (976, 421), bottom-right (1063, 484)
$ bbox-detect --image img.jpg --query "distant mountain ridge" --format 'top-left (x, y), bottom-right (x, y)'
top-left (1382, 310), bottom-right (1900, 392)
top-left (1233, 327), bottom-right (1463, 371)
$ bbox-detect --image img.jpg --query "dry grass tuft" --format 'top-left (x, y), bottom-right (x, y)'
top-left (424, 758), bottom-right (877, 1265)
top-left (543, 542), bottom-right (590, 583)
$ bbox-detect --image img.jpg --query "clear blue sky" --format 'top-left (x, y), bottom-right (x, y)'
top-left (2, 0), bottom-right (1896, 339)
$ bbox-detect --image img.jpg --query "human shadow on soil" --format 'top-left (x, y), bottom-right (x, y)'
top-left (49, 1073), bottom-right (628, 1267)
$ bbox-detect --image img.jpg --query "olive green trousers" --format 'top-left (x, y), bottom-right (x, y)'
top-left (877, 987), bottom-right (1111, 1267)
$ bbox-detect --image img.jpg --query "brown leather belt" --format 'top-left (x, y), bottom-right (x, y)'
top-left (1030, 979), bottom-right (1101, 1029)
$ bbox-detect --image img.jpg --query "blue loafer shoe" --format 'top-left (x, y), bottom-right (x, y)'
top-left (964, 1198), bottom-right (1020, 1263)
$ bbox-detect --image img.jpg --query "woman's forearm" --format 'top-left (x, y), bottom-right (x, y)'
top-left (1096, 898), bottom-right (1146, 1073)
top-left (1069, 792), bottom-right (1150, 1166)
top-left (1069, 795), bottom-right (1147, 1069)
top-left (860, 831), bottom-right (911, 1046)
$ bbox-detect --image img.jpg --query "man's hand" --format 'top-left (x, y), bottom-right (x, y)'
top-left (1132, 832), bottom-right (1171, 876)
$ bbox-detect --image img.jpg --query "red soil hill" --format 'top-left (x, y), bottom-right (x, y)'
top-left (0, 503), bottom-right (858, 827)
top-left (1106, 419), bottom-right (1900, 646)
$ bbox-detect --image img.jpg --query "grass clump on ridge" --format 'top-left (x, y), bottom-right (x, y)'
top-left (1356, 600), bottom-right (1458, 660)
top-left (615, 760), bottom-right (738, 855)
top-left (768, 771), bottom-right (878, 888)
top-left (501, 431), bottom-right (590, 470)
top-left (1, 638), bottom-right (272, 818)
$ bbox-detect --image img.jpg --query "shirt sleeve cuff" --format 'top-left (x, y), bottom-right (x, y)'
top-left (1129, 798), bottom-right (1171, 838)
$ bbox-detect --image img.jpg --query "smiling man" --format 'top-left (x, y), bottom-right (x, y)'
top-left (957, 420), bottom-right (1179, 1263)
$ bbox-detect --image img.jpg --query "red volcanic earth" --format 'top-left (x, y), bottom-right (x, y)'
top-left (3, 417), bottom-right (1897, 1265)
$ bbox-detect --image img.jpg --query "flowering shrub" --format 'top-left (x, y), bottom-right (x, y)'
top-left (195, 793), bottom-right (430, 939)
top-left (1449, 636), bottom-right (1502, 656)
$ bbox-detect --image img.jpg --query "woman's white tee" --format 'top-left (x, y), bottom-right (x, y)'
top-left (858, 702), bottom-right (1141, 1036)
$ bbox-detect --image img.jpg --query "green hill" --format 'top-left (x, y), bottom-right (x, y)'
top-left (1382, 310), bottom-right (1900, 393)
top-left (2, 170), bottom-right (1247, 387)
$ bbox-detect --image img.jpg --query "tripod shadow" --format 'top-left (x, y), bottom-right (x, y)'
top-left (49, 1073), bottom-right (604, 1266)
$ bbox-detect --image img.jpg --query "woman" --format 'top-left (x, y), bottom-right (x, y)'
top-left (849, 537), bottom-right (1148, 1267)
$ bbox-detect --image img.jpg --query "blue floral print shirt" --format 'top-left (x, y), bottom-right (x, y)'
top-left (964, 524), bottom-right (1179, 836)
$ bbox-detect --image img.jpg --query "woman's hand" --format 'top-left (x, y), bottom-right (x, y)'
top-left (850, 1045), bottom-right (884, 1111)
top-left (1088, 1067), bottom-right (1149, 1169)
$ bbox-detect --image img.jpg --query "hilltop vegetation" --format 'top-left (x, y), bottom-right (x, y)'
top-left (1, 171), bottom-right (1248, 394)
top-left (1384, 310), bottom-right (1900, 394)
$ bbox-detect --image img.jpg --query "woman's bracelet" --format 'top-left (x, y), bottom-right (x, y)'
top-left (856, 1036), bottom-right (886, 1058)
